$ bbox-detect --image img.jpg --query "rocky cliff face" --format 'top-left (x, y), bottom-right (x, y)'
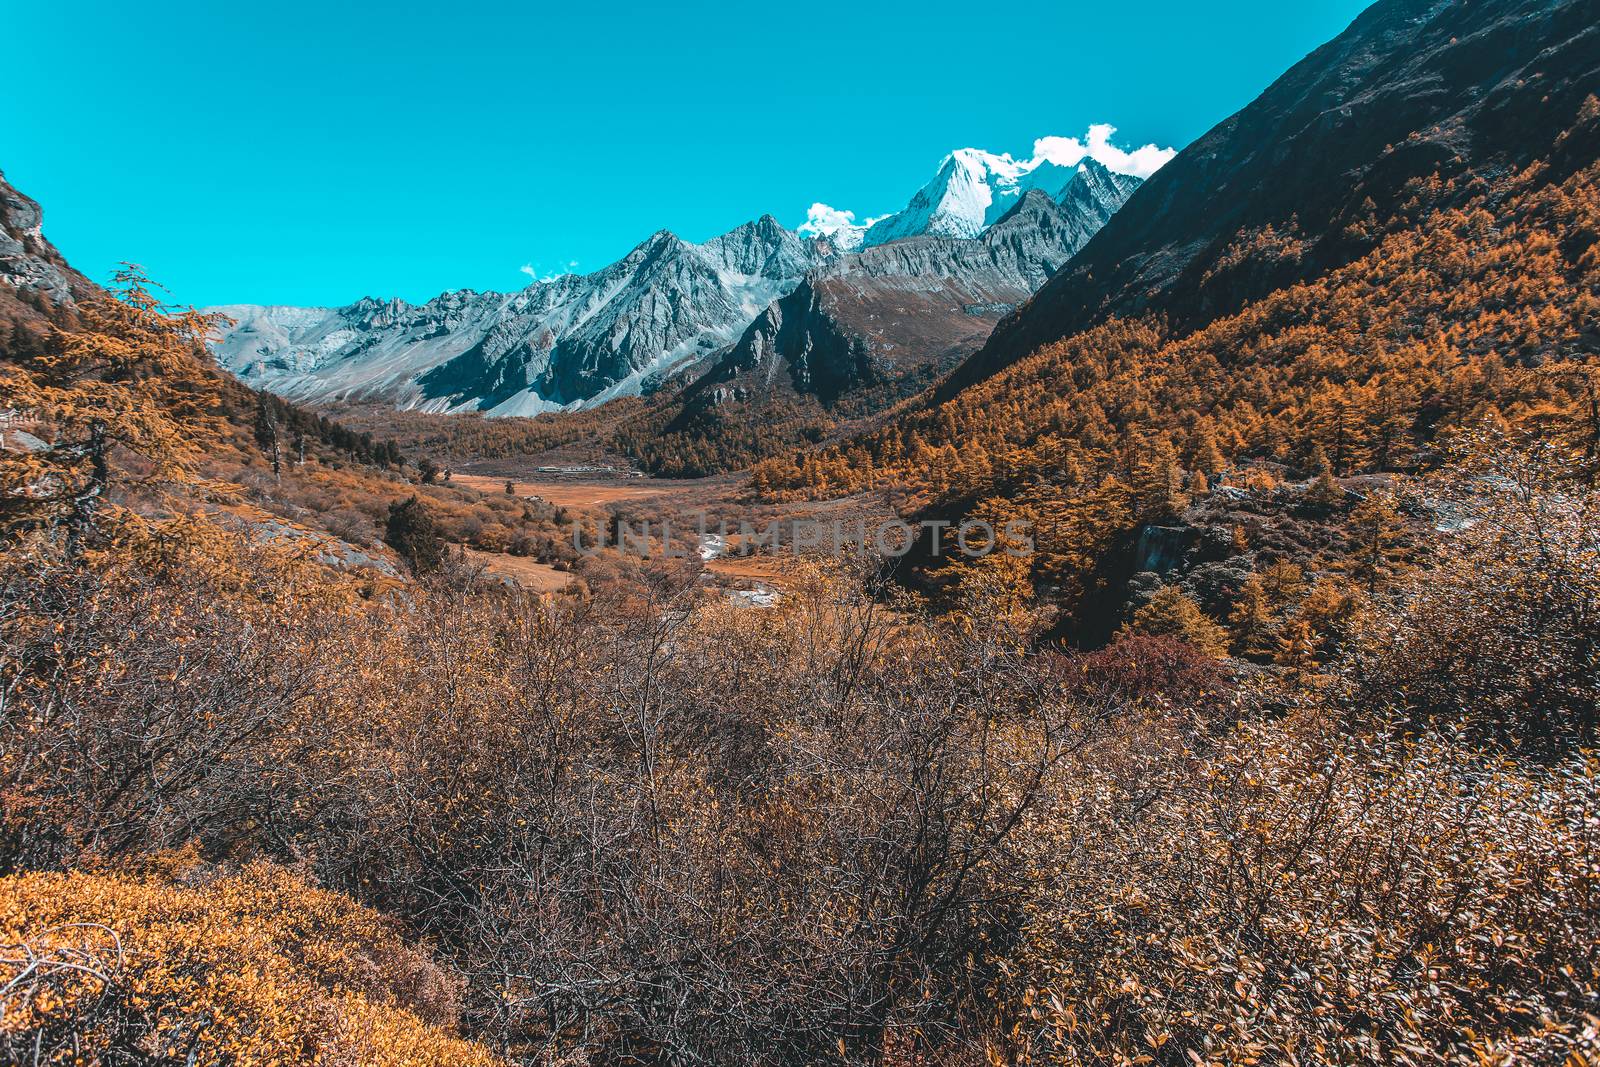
top-left (210, 216), bottom-right (814, 416)
top-left (208, 146), bottom-right (1151, 417)
top-left (690, 167), bottom-right (1144, 409)
top-left (417, 220), bottom-right (817, 411)
top-left (0, 170), bottom-right (95, 309)
top-left (945, 0), bottom-right (1600, 397)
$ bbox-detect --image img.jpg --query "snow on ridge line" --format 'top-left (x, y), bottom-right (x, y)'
top-left (208, 214), bottom-right (815, 418)
top-left (801, 124), bottom-right (1176, 248)
top-left (207, 126), bottom-right (1162, 418)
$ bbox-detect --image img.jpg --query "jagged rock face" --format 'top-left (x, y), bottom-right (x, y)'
top-left (1055, 160), bottom-right (1143, 238)
top-left (0, 170), bottom-right (94, 307)
top-left (860, 151), bottom-right (1132, 247)
top-left (700, 215), bottom-right (815, 280)
top-left (208, 150), bottom-right (1144, 417)
top-left (210, 216), bottom-right (814, 416)
top-left (947, 0), bottom-right (1600, 397)
top-left (693, 172), bottom-right (1143, 407)
top-left (718, 279), bottom-right (875, 405)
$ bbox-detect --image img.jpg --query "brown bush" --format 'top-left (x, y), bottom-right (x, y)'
top-left (1000, 714), bottom-right (1600, 1066)
top-left (2, 450), bottom-right (1596, 1065)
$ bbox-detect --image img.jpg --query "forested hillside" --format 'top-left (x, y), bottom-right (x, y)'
top-left (754, 104), bottom-right (1600, 642)
top-left (946, 0), bottom-right (1600, 393)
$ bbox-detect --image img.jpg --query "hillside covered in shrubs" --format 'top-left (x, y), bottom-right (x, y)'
top-left (2, 276), bottom-right (1598, 1063)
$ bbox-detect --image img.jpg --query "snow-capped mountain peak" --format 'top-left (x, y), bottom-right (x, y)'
top-left (810, 126), bottom-right (1172, 250)
top-left (860, 149), bottom-right (1008, 246)
top-left (208, 127), bottom-right (1164, 418)
top-left (860, 148), bottom-right (1140, 248)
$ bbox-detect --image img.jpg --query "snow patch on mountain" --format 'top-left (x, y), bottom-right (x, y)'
top-left (806, 125), bottom-right (1174, 249)
top-left (208, 125), bottom-right (1162, 417)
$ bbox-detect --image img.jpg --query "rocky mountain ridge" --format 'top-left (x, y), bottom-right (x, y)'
top-left (207, 151), bottom-right (1151, 416)
top-left (943, 0), bottom-right (1600, 397)
top-left (210, 215), bottom-right (813, 417)
top-left (861, 153), bottom-right (1143, 248)
top-left (695, 179), bottom-right (1137, 408)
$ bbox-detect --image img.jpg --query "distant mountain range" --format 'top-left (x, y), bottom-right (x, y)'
top-left (205, 150), bottom-right (1155, 416)
top-left (211, 217), bottom-right (814, 417)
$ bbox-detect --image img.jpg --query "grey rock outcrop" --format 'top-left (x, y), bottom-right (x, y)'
top-left (0, 170), bottom-right (93, 306)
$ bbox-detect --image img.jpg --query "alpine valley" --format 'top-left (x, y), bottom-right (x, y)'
top-left (5, 0), bottom-right (1600, 1064)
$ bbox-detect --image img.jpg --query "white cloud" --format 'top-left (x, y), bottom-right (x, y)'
top-left (796, 124), bottom-right (1176, 240)
top-left (518, 260), bottom-right (580, 285)
top-left (797, 202), bottom-right (861, 238)
top-left (1030, 124), bottom-right (1176, 179)
top-left (796, 204), bottom-right (895, 248)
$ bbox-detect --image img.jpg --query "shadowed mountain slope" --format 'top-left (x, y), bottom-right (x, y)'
top-left (943, 0), bottom-right (1600, 398)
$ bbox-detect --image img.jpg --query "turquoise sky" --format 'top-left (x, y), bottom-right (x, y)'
top-left (7, 0), bottom-right (1371, 308)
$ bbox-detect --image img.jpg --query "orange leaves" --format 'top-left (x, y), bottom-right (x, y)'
top-left (1121, 587), bottom-right (1230, 659)
top-left (0, 861), bottom-right (504, 1067)
top-left (2, 266), bottom-right (233, 556)
top-left (998, 711), bottom-right (1600, 1066)
top-left (761, 161), bottom-right (1600, 536)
